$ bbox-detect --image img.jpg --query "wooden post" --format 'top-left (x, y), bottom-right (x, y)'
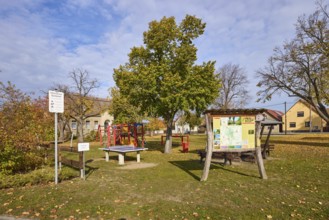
top-left (255, 121), bottom-right (268, 179)
top-left (262, 125), bottom-right (274, 159)
top-left (79, 152), bottom-right (84, 179)
top-left (58, 146), bottom-right (62, 170)
top-left (200, 113), bottom-right (213, 181)
top-left (260, 124), bottom-right (265, 139)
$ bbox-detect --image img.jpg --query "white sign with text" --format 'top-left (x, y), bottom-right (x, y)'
top-left (78, 143), bottom-right (90, 152)
top-left (49, 90), bottom-right (64, 113)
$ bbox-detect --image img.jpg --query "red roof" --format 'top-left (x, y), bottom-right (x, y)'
top-left (266, 109), bottom-right (283, 121)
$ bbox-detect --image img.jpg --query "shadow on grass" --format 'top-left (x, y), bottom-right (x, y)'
top-left (270, 140), bottom-right (329, 147)
top-left (213, 163), bottom-right (261, 179)
top-left (170, 159), bottom-right (260, 181)
top-left (145, 140), bottom-right (183, 152)
top-left (169, 159), bottom-right (228, 181)
top-left (84, 159), bottom-right (99, 179)
top-left (169, 160), bottom-right (204, 181)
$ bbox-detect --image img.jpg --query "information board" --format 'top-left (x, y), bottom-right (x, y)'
top-left (213, 116), bottom-right (255, 150)
top-left (49, 90), bottom-right (64, 113)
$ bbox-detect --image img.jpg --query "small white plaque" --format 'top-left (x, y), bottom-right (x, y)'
top-left (78, 143), bottom-right (90, 152)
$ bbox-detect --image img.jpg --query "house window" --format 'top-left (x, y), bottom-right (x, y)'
top-left (305, 121), bottom-right (310, 127)
top-left (297, 111), bottom-right (304, 117)
top-left (94, 121), bottom-right (99, 129)
top-left (289, 122), bottom-right (296, 128)
top-left (86, 121), bottom-right (90, 129)
top-left (71, 121), bottom-right (77, 129)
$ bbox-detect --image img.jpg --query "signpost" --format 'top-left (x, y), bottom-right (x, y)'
top-left (49, 90), bottom-right (64, 184)
top-left (78, 143), bottom-right (90, 180)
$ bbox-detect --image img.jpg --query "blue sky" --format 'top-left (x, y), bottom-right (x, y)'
top-left (0, 0), bottom-right (320, 112)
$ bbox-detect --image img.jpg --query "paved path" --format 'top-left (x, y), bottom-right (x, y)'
top-left (0, 216), bottom-right (33, 220)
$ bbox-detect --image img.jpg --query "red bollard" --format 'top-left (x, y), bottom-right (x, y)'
top-left (182, 142), bottom-right (189, 153)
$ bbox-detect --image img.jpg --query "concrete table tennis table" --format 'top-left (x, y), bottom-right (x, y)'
top-left (101, 146), bottom-right (148, 165)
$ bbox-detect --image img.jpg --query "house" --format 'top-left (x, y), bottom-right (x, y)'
top-left (282, 99), bottom-right (326, 132)
top-left (262, 109), bottom-right (284, 134)
top-left (70, 97), bottom-right (114, 136)
top-left (172, 116), bottom-right (198, 134)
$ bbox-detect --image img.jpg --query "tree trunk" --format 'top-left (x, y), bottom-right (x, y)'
top-left (164, 120), bottom-right (173, 153)
top-left (58, 120), bottom-right (65, 143)
top-left (77, 119), bottom-right (84, 143)
top-left (200, 113), bottom-right (213, 181)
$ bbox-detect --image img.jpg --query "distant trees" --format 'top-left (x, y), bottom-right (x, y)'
top-left (114, 15), bottom-right (220, 153)
top-left (214, 63), bottom-right (250, 109)
top-left (185, 112), bottom-right (203, 130)
top-left (145, 117), bottom-right (166, 136)
top-left (257, 2), bottom-right (329, 123)
top-left (176, 111), bottom-right (202, 133)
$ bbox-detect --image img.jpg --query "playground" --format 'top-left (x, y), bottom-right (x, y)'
top-left (0, 133), bottom-right (328, 219)
top-left (97, 123), bottom-right (148, 165)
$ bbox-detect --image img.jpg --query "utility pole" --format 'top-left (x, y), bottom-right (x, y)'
top-left (284, 102), bottom-right (287, 135)
top-left (309, 103), bottom-right (312, 132)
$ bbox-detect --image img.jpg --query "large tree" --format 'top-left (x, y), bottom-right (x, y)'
top-left (256, 2), bottom-right (329, 123)
top-left (214, 63), bottom-right (250, 109)
top-left (65, 69), bottom-right (102, 142)
top-left (114, 15), bottom-right (220, 153)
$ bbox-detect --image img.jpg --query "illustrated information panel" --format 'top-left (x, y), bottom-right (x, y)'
top-left (213, 116), bottom-right (255, 150)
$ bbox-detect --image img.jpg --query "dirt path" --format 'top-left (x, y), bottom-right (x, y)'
top-left (117, 162), bottom-right (158, 170)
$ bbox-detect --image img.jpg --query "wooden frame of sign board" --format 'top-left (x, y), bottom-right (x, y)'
top-left (200, 109), bottom-right (268, 181)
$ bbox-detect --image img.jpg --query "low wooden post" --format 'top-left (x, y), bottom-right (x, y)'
top-left (200, 114), bottom-right (213, 181)
top-left (79, 152), bottom-right (84, 179)
top-left (58, 145), bottom-right (88, 179)
top-left (255, 121), bottom-right (268, 179)
top-left (58, 147), bottom-right (62, 170)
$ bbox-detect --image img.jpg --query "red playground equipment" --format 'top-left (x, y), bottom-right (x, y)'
top-left (97, 123), bottom-right (145, 147)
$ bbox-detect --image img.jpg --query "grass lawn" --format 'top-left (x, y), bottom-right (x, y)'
top-left (0, 133), bottom-right (328, 219)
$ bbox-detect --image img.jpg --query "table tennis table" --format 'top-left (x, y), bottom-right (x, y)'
top-left (101, 146), bottom-right (148, 165)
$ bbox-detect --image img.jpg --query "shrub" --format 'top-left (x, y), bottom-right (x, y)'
top-left (0, 144), bottom-right (47, 175)
top-left (0, 166), bottom-right (78, 189)
top-left (0, 145), bottom-right (25, 175)
top-left (84, 130), bottom-right (97, 142)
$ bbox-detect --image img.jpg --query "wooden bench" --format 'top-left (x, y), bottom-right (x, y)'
top-left (198, 150), bottom-right (240, 165)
